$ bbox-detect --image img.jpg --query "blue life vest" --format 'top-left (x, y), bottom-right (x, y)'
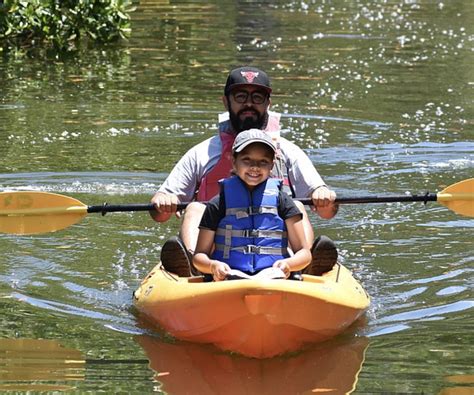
top-left (211, 176), bottom-right (290, 273)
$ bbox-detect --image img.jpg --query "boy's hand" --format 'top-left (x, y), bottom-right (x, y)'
top-left (273, 260), bottom-right (290, 278)
top-left (210, 261), bottom-right (231, 281)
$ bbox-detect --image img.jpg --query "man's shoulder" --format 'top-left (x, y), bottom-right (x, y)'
top-left (186, 134), bottom-right (221, 155)
top-left (277, 134), bottom-right (305, 155)
top-left (193, 134), bottom-right (219, 146)
top-left (278, 134), bottom-right (297, 146)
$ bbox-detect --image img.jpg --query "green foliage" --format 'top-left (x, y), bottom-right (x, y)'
top-left (0, 0), bottom-right (132, 52)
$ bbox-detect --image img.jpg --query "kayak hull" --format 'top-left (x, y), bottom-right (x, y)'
top-left (133, 264), bottom-right (369, 358)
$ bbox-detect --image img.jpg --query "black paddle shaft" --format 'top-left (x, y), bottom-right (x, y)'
top-left (86, 193), bottom-right (438, 215)
top-left (87, 203), bottom-right (156, 215)
top-left (300, 193), bottom-right (438, 206)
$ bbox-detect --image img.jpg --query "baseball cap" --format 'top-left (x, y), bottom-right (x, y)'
top-left (232, 129), bottom-right (277, 154)
top-left (224, 66), bottom-right (272, 95)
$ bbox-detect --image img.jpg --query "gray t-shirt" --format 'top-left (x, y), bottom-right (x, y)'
top-left (158, 134), bottom-right (326, 202)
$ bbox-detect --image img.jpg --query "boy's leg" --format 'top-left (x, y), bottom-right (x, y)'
top-left (303, 236), bottom-right (338, 276)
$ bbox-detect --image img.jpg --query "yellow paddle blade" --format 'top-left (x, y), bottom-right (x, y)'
top-left (0, 191), bottom-right (88, 235)
top-left (437, 178), bottom-right (474, 218)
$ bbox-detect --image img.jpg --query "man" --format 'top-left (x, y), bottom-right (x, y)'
top-left (151, 66), bottom-right (338, 277)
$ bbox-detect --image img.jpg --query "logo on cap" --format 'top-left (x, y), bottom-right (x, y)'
top-left (241, 71), bottom-right (259, 83)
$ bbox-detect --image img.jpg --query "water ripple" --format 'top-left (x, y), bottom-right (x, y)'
top-left (408, 269), bottom-right (469, 284)
top-left (11, 291), bottom-right (134, 326)
top-left (376, 300), bottom-right (474, 324)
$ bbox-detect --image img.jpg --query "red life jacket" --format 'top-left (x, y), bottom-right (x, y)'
top-left (196, 111), bottom-right (286, 201)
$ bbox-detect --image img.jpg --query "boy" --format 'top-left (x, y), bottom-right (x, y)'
top-left (193, 129), bottom-right (311, 281)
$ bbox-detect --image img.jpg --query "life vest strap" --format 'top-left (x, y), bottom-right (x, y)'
top-left (215, 228), bottom-right (287, 239)
top-left (223, 224), bottom-right (232, 259)
top-left (215, 244), bottom-right (288, 255)
top-left (225, 205), bottom-right (278, 218)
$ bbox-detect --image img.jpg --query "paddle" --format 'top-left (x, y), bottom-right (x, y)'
top-left (0, 178), bottom-right (472, 235)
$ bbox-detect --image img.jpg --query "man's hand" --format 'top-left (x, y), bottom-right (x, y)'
top-left (310, 186), bottom-right (338, 219)
top-left (149, 192), bottom-right (180, 222)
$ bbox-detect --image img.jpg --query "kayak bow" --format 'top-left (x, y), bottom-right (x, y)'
top-left (133, 263), bottom-right (370, 358)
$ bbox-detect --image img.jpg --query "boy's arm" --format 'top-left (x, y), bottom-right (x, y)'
top-left (273, 216), bottom-right (311, 276)
top-left (193, 228), bottom-right (230, 281)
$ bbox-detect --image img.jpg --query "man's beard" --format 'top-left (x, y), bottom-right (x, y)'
top-left (229, 106), bottom-right (268, 133)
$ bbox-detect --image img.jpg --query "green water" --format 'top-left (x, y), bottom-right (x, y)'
top-left (0, 0), bottom-right (472, 393)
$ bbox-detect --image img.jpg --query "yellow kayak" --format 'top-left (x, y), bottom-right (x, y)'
top-left (133, 264), bottom-right (369, 359)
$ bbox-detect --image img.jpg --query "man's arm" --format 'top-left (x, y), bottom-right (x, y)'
top-left (150, 145), bottom-right (202, 222)
top-left (279, 137), bottom-right (338, 219)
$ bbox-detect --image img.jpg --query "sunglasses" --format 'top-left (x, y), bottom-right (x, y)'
top-left (232, 90), bottom-right (269, 105)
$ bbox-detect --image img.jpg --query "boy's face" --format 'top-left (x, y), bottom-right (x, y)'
top-left (232, 143), bottom-right (274, 190)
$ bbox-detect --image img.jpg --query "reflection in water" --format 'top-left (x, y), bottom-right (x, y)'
top-left (440, 375), bottom-right (474, 395)
top-left (137, 335), bottom-right (369, 395)
top-left (0, 338), bottom-right (84, 391)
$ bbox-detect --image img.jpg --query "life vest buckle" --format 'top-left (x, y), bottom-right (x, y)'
top-left (235, 210), bottom-right (249, 219)
top-left (243, 245), bottom-right (259, 254)
top-left (243, 229), bottom-right (257, 238)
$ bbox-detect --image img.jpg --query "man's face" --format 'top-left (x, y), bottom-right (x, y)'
top-left (225, 86), bottom-right (270, 132)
